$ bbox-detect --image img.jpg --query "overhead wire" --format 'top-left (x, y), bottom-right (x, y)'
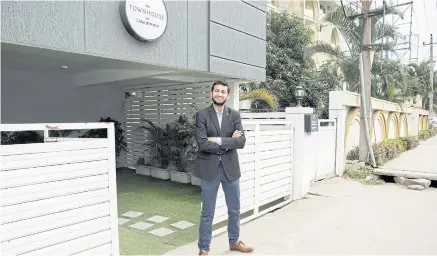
top-left (422, 0), bottom-right (430, 31)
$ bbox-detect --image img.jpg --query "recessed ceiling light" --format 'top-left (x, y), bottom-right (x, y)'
top-left (61, 65), bottom-right (68, 69)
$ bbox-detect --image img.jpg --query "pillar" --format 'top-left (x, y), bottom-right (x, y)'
top-left (329, 108), bottom-right (346, 176)
top-left (226, 81), bottom-right (241, 111)
top-left (329, 91), bottom-right (347, 176)
top-left (286, 106), bottom-right (317, 201)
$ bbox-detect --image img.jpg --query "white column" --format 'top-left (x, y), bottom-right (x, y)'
top-left (286, 107), bottom-right (316, 201)
top-left (329, 91), bottom-right (347, 176)
top-left (329, 108), bottom-right (346, 176)
top-left (226, 81), bottom-right (241, 111)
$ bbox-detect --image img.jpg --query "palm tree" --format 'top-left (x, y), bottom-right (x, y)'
top-left (308, 5), bottom-right (403, 92)
top-left (135, 118), bottom-right (173, 169)
top-left (371, 57), bottom-right (410, 101)
top-left (407, 60), bottom-right (437, 110)
top-left (240, 88), bottom-right (279, 110)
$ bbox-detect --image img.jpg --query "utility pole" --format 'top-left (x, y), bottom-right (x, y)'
top-left (431, 35), bottom-right (434, 117)
top-left (358, 0), bottom-right (375, 165)
top-left (408, 3), bottom-right (413, 61)
top-left (423, 34), bottom-right (435, 117)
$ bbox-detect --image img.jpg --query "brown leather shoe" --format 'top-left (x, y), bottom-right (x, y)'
top-left (198, 250), bottom-right (208, 255)
top-left (229, 241), bottom-right (254, 253)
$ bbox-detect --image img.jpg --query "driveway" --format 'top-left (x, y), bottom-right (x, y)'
top-left (166, 178), bottom-right (437, 255)
top-left (375, 135), bottom-right (437, 180)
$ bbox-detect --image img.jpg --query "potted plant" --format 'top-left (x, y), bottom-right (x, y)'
top-left (167, 115), bottom-right (198, 184)
top-left (135, 118), bottom-right (172, 180)
top-left (135, 157), bottom-right (151, 176)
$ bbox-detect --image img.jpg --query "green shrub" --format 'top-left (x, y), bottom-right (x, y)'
top-left (418, 130), bottom-right (430, 140)
top-left (343, 165), bottom-right (385, 185)
top-left (346, 146), bottom-right (359, 160)
top-left (400, 136), bottom-right (419, 150)
top-left (344, 165), bottom-right (372, 180)
top-left (367, 138), bottom-right (408, 166)
top-left (346, 133), bottom-right (423, 166)
top-left (371, 142), bottom-right (388, 166)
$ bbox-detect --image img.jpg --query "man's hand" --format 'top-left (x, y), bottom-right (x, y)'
top-left (232, 130), bottom-right (242, 138)
top-left (207, 137), bottom-right (216, 142)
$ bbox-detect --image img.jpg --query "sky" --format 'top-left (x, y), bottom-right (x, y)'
top-left (408, 0), bottom-right (437, 62)
top-left (344, 0), bottom-right (437, 63)
top-left (377, 0), bottom-right (437, 63)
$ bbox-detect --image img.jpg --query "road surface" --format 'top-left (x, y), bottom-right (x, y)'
top-left (166, 178), bottom-right (437, 255)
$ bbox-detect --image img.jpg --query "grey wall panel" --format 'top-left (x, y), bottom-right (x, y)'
top-left (1, 69), bottom-right (124, 124)
top-left (210, 1), bottom-right (266, 40)
top-left (188, 1), bottom-right (209, 71)
top-left (210, 56), bottom-right (265, 82)
top-left (242, 0), bottom-right (267, 12)
top-left (1, 1), bottom-right (85, 52)
top-left (84, 1), bottom-right (187, 69)
top-left (210, 22), bottom-right (266, 68)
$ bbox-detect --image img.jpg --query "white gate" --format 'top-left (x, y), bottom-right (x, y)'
top-left (1, 123), bottom-right (119, 255)
top-left (313, 119), bottom-right (337, 181)
top-left (213, 120), bottom-right (294, 235)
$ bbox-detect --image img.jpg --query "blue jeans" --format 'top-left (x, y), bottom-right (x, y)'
top-left (198, 163), bottom-right (240, 252)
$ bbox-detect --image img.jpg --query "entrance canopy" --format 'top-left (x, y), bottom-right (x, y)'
top-left (2, 43), bottom-right (243, 88)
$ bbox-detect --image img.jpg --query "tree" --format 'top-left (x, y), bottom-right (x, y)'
top-left (244, 10), bottom-right (339, 116)
top-left (309, 5), bottom-right (403, 92)
top-left (407, 60), bottom-right (437, 110)
top-left (307, 62), bottom-right (344, 118)
top-left (261, 10), bottom-right (313, 108)
top-left (239, 89), bottom-right (279, 110)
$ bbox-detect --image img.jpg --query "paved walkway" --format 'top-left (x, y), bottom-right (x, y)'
top-left (375, 135), bottom-right (437, 180)
top-left (166, 178), bottom-right (437, 255)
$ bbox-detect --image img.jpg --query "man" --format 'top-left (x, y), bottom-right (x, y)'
top-left (194, 81), bottom-right (254, 255)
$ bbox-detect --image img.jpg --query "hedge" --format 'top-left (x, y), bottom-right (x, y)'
top-left (346, 136), bottom-right (419, 166)
top-left (418, 127), bottom-right (437, 140)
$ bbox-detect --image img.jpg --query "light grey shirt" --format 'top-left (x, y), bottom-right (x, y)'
top-left (215, 108), bottom-right (223, 145)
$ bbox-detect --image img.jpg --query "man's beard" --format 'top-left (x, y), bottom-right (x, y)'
top-left (212, 98), bottom-right (227, 106)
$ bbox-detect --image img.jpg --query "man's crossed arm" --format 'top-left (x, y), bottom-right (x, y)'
top-left (196, 112), bottom-right (246, 154)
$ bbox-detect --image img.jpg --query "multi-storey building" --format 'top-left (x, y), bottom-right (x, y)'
top-left (268, 0), bottom-right (346, 69)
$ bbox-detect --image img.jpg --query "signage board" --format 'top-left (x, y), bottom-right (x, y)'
top-left (120, 0), bottom-right (168, 42)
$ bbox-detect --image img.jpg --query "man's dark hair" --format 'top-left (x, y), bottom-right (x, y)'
top-left (211, 80), bottom-right (230, 94)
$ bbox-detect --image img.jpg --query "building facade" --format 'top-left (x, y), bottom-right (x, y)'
top-left (268, 0), bottom-right (346, 68)
top-left (1, 0), bottom-right (268, 167)
top-left (1, 0), bottom-right (267, 121)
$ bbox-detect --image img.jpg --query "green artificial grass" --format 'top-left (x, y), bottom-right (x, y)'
top-left (116, 168), bottom-right (201, 255)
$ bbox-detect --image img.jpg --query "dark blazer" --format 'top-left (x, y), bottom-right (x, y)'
top-left (194, 104), bottom-right (246, 182)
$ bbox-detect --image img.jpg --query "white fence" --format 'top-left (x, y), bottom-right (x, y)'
top-left (124, 82), bottom-right (211, 168)
top-left (0, 123), bottom-right (119, 256)
top-left (213, 120), bottom-right (294, 235)
top-left (313, 119), bottom-right (337, 181)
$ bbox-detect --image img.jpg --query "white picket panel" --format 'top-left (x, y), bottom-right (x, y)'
top-left (241, 112), bottom-right (286, 120)
top-left (313, 119), bottom-right (337, 181)
top-left (212, 120), bottom-right (294, 235)
top-left (20, 230), bottom-right (112, 256)
top-left (0, 123), bottom-right (119, 256)
top-left (1, 175), bottom-right (109, 206)
top-left (1, 203), bottom-right (110, 242)
top-left (0, 160), bottom-right (106, 182)
top-left (124, 82), bottom-right (212, 168)
top-left (73, 243), bottom-right (112, 256)
top-left (3, 217), bottom-right (111, 254)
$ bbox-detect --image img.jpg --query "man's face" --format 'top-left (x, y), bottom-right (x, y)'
top-left (211, 84), bottom-right (229, 106)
